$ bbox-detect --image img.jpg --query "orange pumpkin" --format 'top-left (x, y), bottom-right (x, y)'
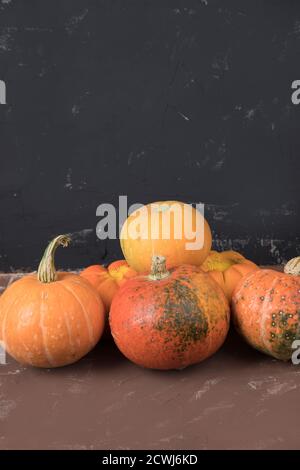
top-left (0, 235), bottom-right (105, 368)
top-left (201, 250), bottom-right (259, 300)
top-left (232, 257), bottom-right (300, 361)
top-left (110, 255), bottom-right (230, 370)
top-left (120, 200), bottom-right (212, 273)
top-left (81, 260), bottom-right (137, 312)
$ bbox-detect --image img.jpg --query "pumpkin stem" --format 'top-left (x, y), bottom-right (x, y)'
top-left (284, 257), bottom-right (300, 276)
top-left (37, 234), bottom-right (71, 283)
top-left (148, 255), bottom-right (170, 280)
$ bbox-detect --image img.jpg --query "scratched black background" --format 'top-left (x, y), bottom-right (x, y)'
top-left (0, 0), bottom-right (299, 271)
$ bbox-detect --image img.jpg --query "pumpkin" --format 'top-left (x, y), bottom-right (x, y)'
top-left (120, 200), bottom-right (212, 273)
top-left (201, 250), bottom-right (259, 300)
top-left (232, 257), bottom-right (300, 361)
top-left (0, 235), bottom-right (105, 368)
top-left (81, 260), bottom-right (137, 312)
top-left (109, 255), bottom-right (230, 370)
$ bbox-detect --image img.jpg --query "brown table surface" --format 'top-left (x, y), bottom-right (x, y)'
top-left (1, 267), bottom-right (300, 450)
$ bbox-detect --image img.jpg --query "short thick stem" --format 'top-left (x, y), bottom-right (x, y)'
top-left (148, 255), bottom-right (170, 280)
top-left (284, 256), bottom-right (300, 276)
top-left (37, 234), bottom-right (71, 283)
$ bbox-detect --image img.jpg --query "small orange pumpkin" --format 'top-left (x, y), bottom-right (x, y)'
top-left (110, 255), bottom-right (230, 370)
top-left (81, 260), bottom-right (137, 312)
top-left (0, 235), bottom-right (105, 368)
top-left (201, 250), bottom-right (259, 300)
top-left (232, 257), bottom-right (300, 361)
top-left (120, 200), bottom-right (212, 273)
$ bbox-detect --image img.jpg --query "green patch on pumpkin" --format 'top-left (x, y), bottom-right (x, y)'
top-left (270, 311), bottom-right (300, 361)
top-left (154, 279), bottom-right (208, 355)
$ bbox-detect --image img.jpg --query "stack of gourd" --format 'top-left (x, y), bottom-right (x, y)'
top-left (0, 201), bottom-right (299, 369)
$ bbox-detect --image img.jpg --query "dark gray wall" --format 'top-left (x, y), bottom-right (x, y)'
top-left (0, 0), bottom-right (299, 271)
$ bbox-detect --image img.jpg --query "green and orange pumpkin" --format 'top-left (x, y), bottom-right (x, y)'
top-left (110, 255), bottom-right (230, 370)
top-left (232, 257), bottom-right (300, 361)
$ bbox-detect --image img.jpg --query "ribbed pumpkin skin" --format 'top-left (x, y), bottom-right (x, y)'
top-left (81, 260), bottom-right (137, 312)
top-left (201, 250), bottom-right (259, 300)
top-left (0, 273), bottom-right (105, 368)
top-left (232, 269), bottom-right (300, 361)
top-left (110, 265), bottom-right (230, 370)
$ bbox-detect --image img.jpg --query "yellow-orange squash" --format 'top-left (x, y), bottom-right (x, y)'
top-left (110, 255), bottom-right (230, 370)
top-left (120, 200), bottom-right (212, 273)
top-left (201, 250), bottom-right (258, 300)
top-left (81, 260), bottom-right (137, 312)
top-left (0, 235), bottom-right (105, 368)
top-left (232, 258), bottom-right (300, 361)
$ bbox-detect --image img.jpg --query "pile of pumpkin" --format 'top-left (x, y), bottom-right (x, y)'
top-left (0, 201), bottom-right (299, 369)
